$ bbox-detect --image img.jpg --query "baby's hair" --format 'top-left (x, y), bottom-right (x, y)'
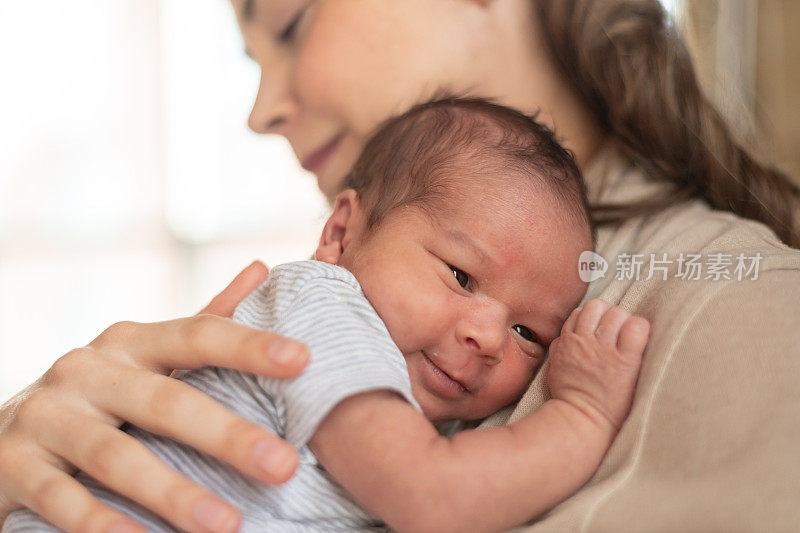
top-left (342, 97), bottom-right (594, 244)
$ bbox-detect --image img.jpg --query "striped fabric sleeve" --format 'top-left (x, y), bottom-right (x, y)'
top-left (257, 276), bottom-right (421, 449)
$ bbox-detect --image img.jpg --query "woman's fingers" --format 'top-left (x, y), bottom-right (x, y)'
top-left (90, 369), bottom-right (299, 485)
top-left (53, 349), bottom-right (299, 484)
top-left (0, 262), bottom-right (305, 530)
top-left (7, 456), bottom-right (146, 533)
top-left (0, 394), bottom-right (144, 533)
top-left (90, 316), bottom-right (309, 378)
top-left (171, 260), bottom-right (272, 384)
top-left (200, 261), bottom-right (269, 317)
top-left (2, 347), bottom-right (297, 533)
top-left (37, 406), bottom-right (242, 533)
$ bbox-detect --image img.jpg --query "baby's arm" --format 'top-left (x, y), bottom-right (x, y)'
top-left (310, 300), bottom-right (648, 533)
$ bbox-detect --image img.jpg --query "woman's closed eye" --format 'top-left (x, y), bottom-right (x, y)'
top-left (449, 265), bottom-right (471, 291)
top-left (278, 6), bottom-right (307, 43)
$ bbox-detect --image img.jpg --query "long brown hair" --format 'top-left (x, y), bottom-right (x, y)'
top-left (536, 0), bottom-right (800, 248)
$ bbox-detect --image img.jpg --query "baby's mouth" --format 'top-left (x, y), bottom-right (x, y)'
top-left (421, 350), bottom-right (470, 394)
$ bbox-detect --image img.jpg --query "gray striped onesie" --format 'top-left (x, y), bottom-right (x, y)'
top-left (5, 261), bottom-right (421, 532)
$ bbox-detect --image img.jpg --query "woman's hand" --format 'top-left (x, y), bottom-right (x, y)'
top-left (0, 261), bottom-right (309, 533)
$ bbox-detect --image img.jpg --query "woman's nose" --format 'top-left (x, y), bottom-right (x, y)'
top-left (248, 64), bottom-right (297, 135)
top-left (456, 312), bottom-right (506, 365)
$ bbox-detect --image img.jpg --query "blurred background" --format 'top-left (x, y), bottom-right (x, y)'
top-left (1, 0), bottom-right (798, 399)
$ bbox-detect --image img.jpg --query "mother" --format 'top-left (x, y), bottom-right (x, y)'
top-left (2, 0), bottom-right (799, 531)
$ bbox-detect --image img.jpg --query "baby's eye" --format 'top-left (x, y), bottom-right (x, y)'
top-left (512, 325), bottom-right (542, 359)
top-left (512, 324), bottom-right (539, 344)
top-left (449, 265), bottom-right (471, 290)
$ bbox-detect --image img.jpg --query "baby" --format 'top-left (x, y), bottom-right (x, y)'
top-left (5, 98), bottom-right (649, 533)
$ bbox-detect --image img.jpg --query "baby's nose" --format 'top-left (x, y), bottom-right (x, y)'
top-left (456, 314), bottom-right (505, 365)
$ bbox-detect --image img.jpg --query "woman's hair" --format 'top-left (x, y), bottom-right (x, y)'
top-left (342, 97), bottom-right (593, 243)
top-left (536, 0), bottom-right (800, 248)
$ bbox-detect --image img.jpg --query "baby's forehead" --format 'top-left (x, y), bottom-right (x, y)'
top-left (432, 160), bottom-right (590, 241)
top-left (410, 178), bottom-right (579, 260)
top-left (422, 169), bottom-right (563, 225)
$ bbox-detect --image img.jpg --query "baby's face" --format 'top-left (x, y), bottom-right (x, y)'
top-left (340, 182), bottom-right (590, 421)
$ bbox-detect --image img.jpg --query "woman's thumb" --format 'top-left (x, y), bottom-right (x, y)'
top-left (199, 260), bottom-right (269, 317)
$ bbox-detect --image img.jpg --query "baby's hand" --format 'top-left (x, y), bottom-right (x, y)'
top-left (548, 299), bottom-right (650, 431)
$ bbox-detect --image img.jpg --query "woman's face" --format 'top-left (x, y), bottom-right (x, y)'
top-left (231, 0), bottom-right (494, 198)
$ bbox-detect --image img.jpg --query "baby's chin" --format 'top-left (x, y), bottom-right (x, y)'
top-left (412, 389), bottom-right (455, 422)
top-left (415, 394), bottom-right (484, 423)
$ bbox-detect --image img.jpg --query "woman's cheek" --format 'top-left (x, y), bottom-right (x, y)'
top-left (293, 5), bottom-right (374, 122)
top-left (293, 37), bottom-right (336, 112)
top-left (294, 3), bottom-right (433, 137)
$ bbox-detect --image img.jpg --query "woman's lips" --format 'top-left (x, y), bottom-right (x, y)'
top-left (421, 351), bottom-right (469, 398)
top-left (301, 132), bottom-right (345, 176)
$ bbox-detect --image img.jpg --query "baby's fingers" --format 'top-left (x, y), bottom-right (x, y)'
top-left (561, 307), bottom-right (581, 335)
top-left (595, 306), bottom-right (631, 344)
top-left (574, 299), bottom-right (612, 335)
top-left (617, 316), bottom-right (651, 358)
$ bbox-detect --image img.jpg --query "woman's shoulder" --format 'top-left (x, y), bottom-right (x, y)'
top-left (583, 144), bottom-right (800, 305)
top-left (600, 197), bottom-right (797, 270)
top-left (512, 205), bottom-right (800, 532)
top-left (501, 149), bottom-right (800, 531)
top-left (582, 143), bottom-right (800, 350)
top-left (589, 196), bottom-right (800, 313)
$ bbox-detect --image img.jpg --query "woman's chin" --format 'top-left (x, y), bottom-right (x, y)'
top-left (317, 141), bottom-right (361, 199)
top-left (307, 159), bottom-right (341, 200)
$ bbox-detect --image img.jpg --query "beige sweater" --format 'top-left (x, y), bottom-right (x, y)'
top-left (485, 146), bottom-right (800, 532)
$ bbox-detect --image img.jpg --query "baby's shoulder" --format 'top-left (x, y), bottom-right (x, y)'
top-left (233, 261), bottom-right (364, 330)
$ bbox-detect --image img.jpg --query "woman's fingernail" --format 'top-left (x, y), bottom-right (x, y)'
top-left (269, 339), bottom-right (305, 365)
top-left (193, 497), bottom-right (239, 533)
top-left (253, 440), bottom-right (297, 480)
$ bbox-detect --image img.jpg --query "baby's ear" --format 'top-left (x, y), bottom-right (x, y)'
top-left (315, 189), bottom-right (363, 264)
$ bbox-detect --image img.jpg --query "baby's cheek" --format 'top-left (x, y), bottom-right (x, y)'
top-left (379, 296), bottom-right (440, 352)
top-left (373, 275), bottom-right (443, 352)
top-left (498, 358), bottom-right (538, 402)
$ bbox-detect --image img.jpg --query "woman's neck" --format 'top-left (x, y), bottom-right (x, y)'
top-left (477, 0), bottom-right (607, 171)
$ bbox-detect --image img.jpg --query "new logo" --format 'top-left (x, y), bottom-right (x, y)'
top-left (578, 251), bottom-right (608, 283)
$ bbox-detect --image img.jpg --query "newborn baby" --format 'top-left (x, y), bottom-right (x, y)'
top-left (5, 98), bottom-right (649, 533)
